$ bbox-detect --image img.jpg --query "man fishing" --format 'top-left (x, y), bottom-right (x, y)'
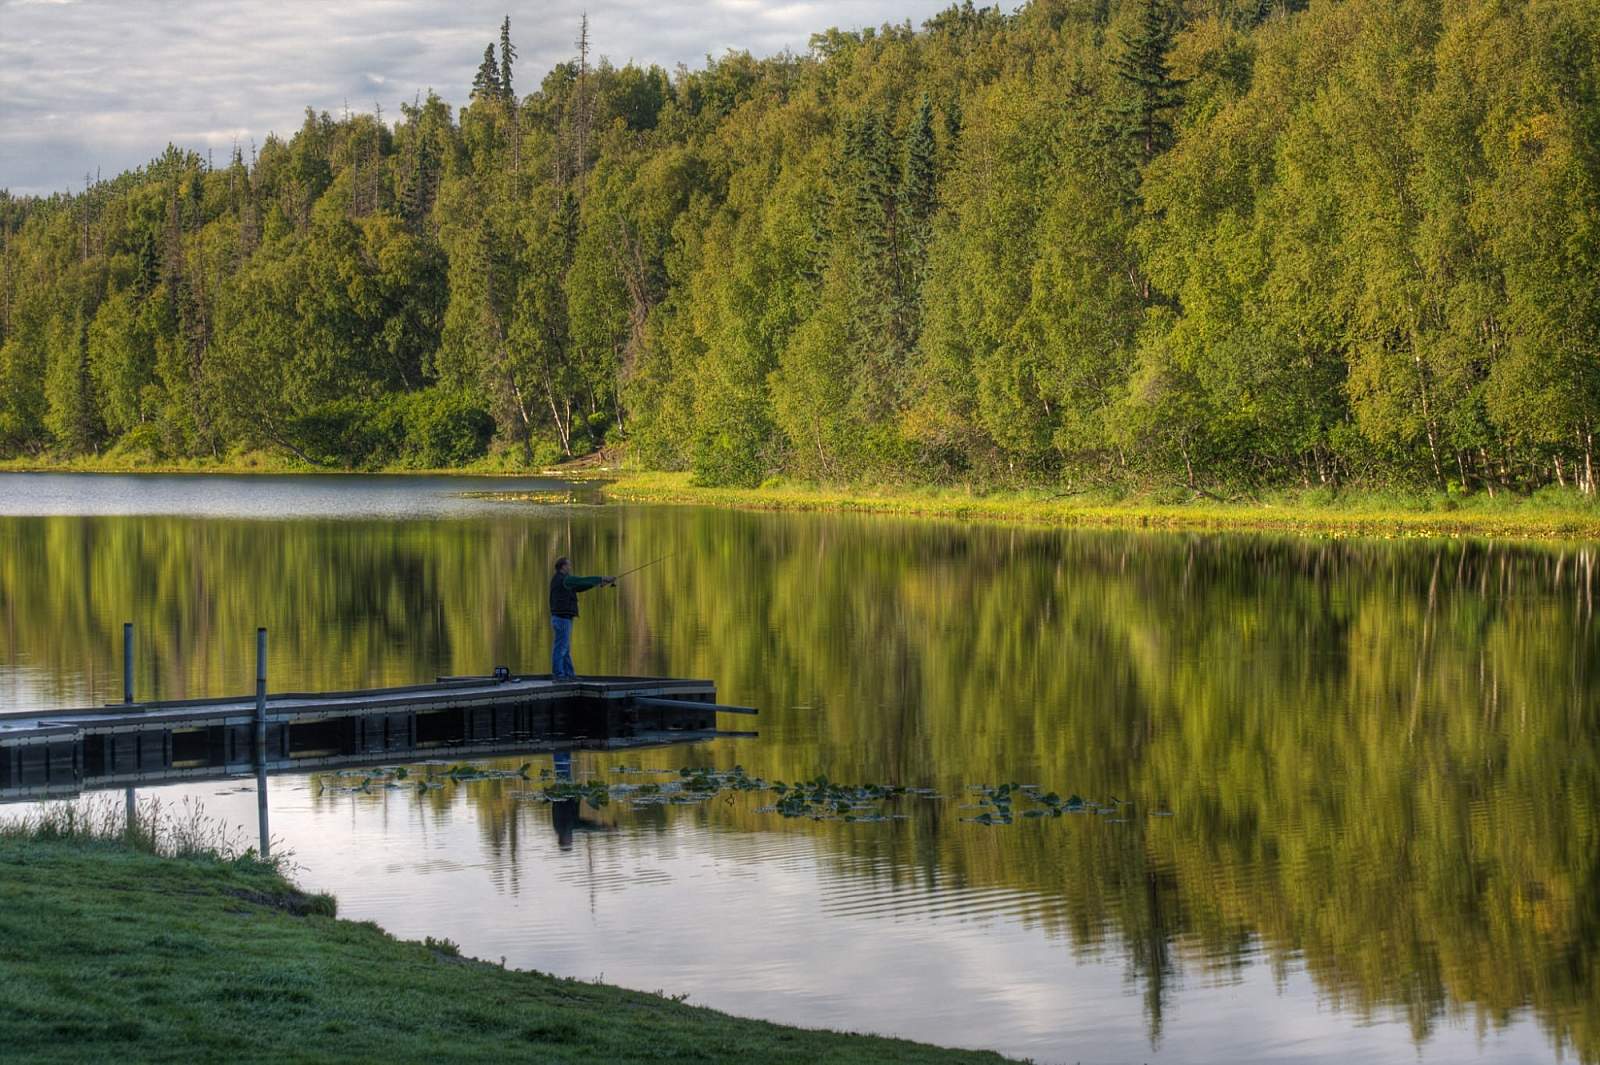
top-left (548, 557), bottom-right (615, 680)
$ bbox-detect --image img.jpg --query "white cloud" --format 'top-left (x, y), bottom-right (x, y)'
top-left (0, 0), bottom-right (953, 195)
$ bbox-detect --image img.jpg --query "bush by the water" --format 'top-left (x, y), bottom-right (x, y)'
top-left (286, 389), bottom-right (493, 469)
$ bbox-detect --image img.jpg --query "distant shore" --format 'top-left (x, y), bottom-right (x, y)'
top-left (0, 450), bottom-right (538, 478)
top-left (583, 471), bottom-right (1600, 542)
top-left (5, 454), bottom-right (1600, 540)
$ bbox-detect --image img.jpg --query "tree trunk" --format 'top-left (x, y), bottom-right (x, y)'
top-left (538, 379), bottom-right (572, 457)
top-left (511, 100), bottom-right (521, 175)
top-left (1476, 447), bottom-right (1498, 498)
top-left (259, 422), bottom-right (322, 467)
top-left (507, 376), bottom-right (539, 464)
top-left (1585, 430), bottom-right (1596, 496)
top-left (1412, 349), bottom-right (1444, 488)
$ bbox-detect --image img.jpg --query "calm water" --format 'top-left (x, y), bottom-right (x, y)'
top-left (1, 472), bottom-right (1595, 1064)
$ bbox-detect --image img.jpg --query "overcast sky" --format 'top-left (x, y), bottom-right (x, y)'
top-left (0, 0), bottom-right (953, 196)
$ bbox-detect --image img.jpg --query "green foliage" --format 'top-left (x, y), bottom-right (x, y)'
top-left (4, 1), bottom-right (1600, 493)
top-left (499, 16), bottom-right (517, 101)
top-left (1109, 0), bottom-right (1187, 162)
top-left (279, 389), bottom-right (492, 469)
top-left (472, 44), bottom-right (502, 102)
top-left (402, 387), bottom-right (495, 467)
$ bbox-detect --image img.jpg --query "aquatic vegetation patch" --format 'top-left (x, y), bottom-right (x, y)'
top-left (956, 784), bottom-right (1130, 825)
top-left (766, 774), bottom-right (915, 821)
top-left (468, 489), bottom-right (607, 507)
top-left (314, 762), bottom-right (533, 796)
top-left (315, 761), bottom-right (1156, 829)
top-left (535, 779), bottom-right (614, 806)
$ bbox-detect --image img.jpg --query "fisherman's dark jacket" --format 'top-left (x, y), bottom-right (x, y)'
top-left (549, 573), bottom-right (605, 618)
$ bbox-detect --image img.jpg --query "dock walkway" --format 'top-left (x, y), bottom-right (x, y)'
top-left (0, 675), bottom-right (755, 798)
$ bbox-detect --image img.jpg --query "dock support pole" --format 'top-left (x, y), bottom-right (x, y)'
top-left (255, 627), bottom-right (270, 858)
top-left (122, 622), bottom-right (134, 704)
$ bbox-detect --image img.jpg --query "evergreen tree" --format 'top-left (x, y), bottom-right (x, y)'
top-left (44, 300), bottom-right (99, 453)
top-left (499, 17), bottom-right (516, 101)
top-left (900, 95), bottom-right (937, 227)
top-left (848, 113), bottom-right (897, 265)
top-left (844, 110), bottom-right (904, 369)
top-left (134, 230), bottom-right (161, 302)
top-left (395, 91), bottom-right (455, 227)
top-left (569, 14), bottom-right (594, 180)
top-left (471, 45), bottom-right (501, 102)
top-left (1110, 0), bottom-right (1185, 161)
top-left (898, 93), bottom-right (938, 284)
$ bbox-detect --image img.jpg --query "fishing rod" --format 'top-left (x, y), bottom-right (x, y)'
top-left (611, 552), bottom-right (675, 582)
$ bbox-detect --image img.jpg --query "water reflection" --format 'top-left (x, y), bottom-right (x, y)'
top-left (548, 749), bottom-right (612, 850)
top-left (1, 477), bottom-right (1597, 1063)
top-left (0, 471), bottom-right (569, 519)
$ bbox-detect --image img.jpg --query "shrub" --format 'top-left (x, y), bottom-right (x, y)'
top-left (287, 397), bottom-right (405, 469)
top-left (279, 389), bottom-right (492, 470)
top-left (400, 388), bottom-right (494, 468)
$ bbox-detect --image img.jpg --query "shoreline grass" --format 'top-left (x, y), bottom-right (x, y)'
top-left (0, 799), bottom-right (1013, 1064)
top-left (8, 451), bottom-right (1600, 540)
top-left (0, 451), bottom-right (543, 478)
top-left (587, 471), bottom-right (1600, 542)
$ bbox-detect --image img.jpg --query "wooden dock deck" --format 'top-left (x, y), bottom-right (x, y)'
top-left (0, 674), bottom-right (756, 799)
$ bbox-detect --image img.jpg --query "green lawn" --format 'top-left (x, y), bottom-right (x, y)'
top-left (0, 835), bottom-right (1015, 1064)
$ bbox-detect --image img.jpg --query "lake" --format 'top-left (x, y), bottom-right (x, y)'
top-left (1, 472), bottom-right (1595, 1064)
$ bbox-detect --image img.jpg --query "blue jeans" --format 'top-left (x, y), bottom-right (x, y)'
top-left (550, 615), bottom-right (575, 679)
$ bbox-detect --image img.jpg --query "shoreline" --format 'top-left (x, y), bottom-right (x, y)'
top-left (5, 457), bottom-right (1600, 540)
top-left (0, 832), bottom-right (1014, 1064)
top-left (0, 453), bottom-right (544, 478)
top-left (589, 472), bottom-right (1600, 542)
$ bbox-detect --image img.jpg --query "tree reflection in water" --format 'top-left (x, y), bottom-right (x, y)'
top-left (3, 502), bottom-right (1598, 1060)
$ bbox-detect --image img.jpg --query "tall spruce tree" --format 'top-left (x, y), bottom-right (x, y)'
top-left (1111, 0), bottom-right (1185, 161)
top-left (499, 16), bottom-right (516, 100)
top-left (848, 113), bottom-right (897, 263)
top-left (471, 45), bottom-right (501, 101)
top-left (570, 14), bottom-right (593, 180)
top-left (899, 94), bottom-right (937, 262)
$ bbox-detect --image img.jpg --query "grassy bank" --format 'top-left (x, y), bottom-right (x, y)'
top-left (588, 471), bottom-right (1600, 541)
top-left (0, 449), bottom-right (299, 475)
top-left (0, 802), bottom-right (1011, 1064)
top-left (0, 449), bottom-right (541, 477)
top-left (10, 450), bottom-right (1600, 540)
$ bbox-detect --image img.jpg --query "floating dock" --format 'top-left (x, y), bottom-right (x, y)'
top-left (0, 675), bottom-right (756, 800)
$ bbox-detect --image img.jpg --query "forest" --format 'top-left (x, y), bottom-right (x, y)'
top-left (1, 0), bottom-right (1598, 494)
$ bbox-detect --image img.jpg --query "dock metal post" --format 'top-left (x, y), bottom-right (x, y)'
top-left (256, 766), bottom-right (271, 858)
top-left (123, 622), bottom-right (134, 704)
top-left (255, 627), bottom-right (270, 858)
